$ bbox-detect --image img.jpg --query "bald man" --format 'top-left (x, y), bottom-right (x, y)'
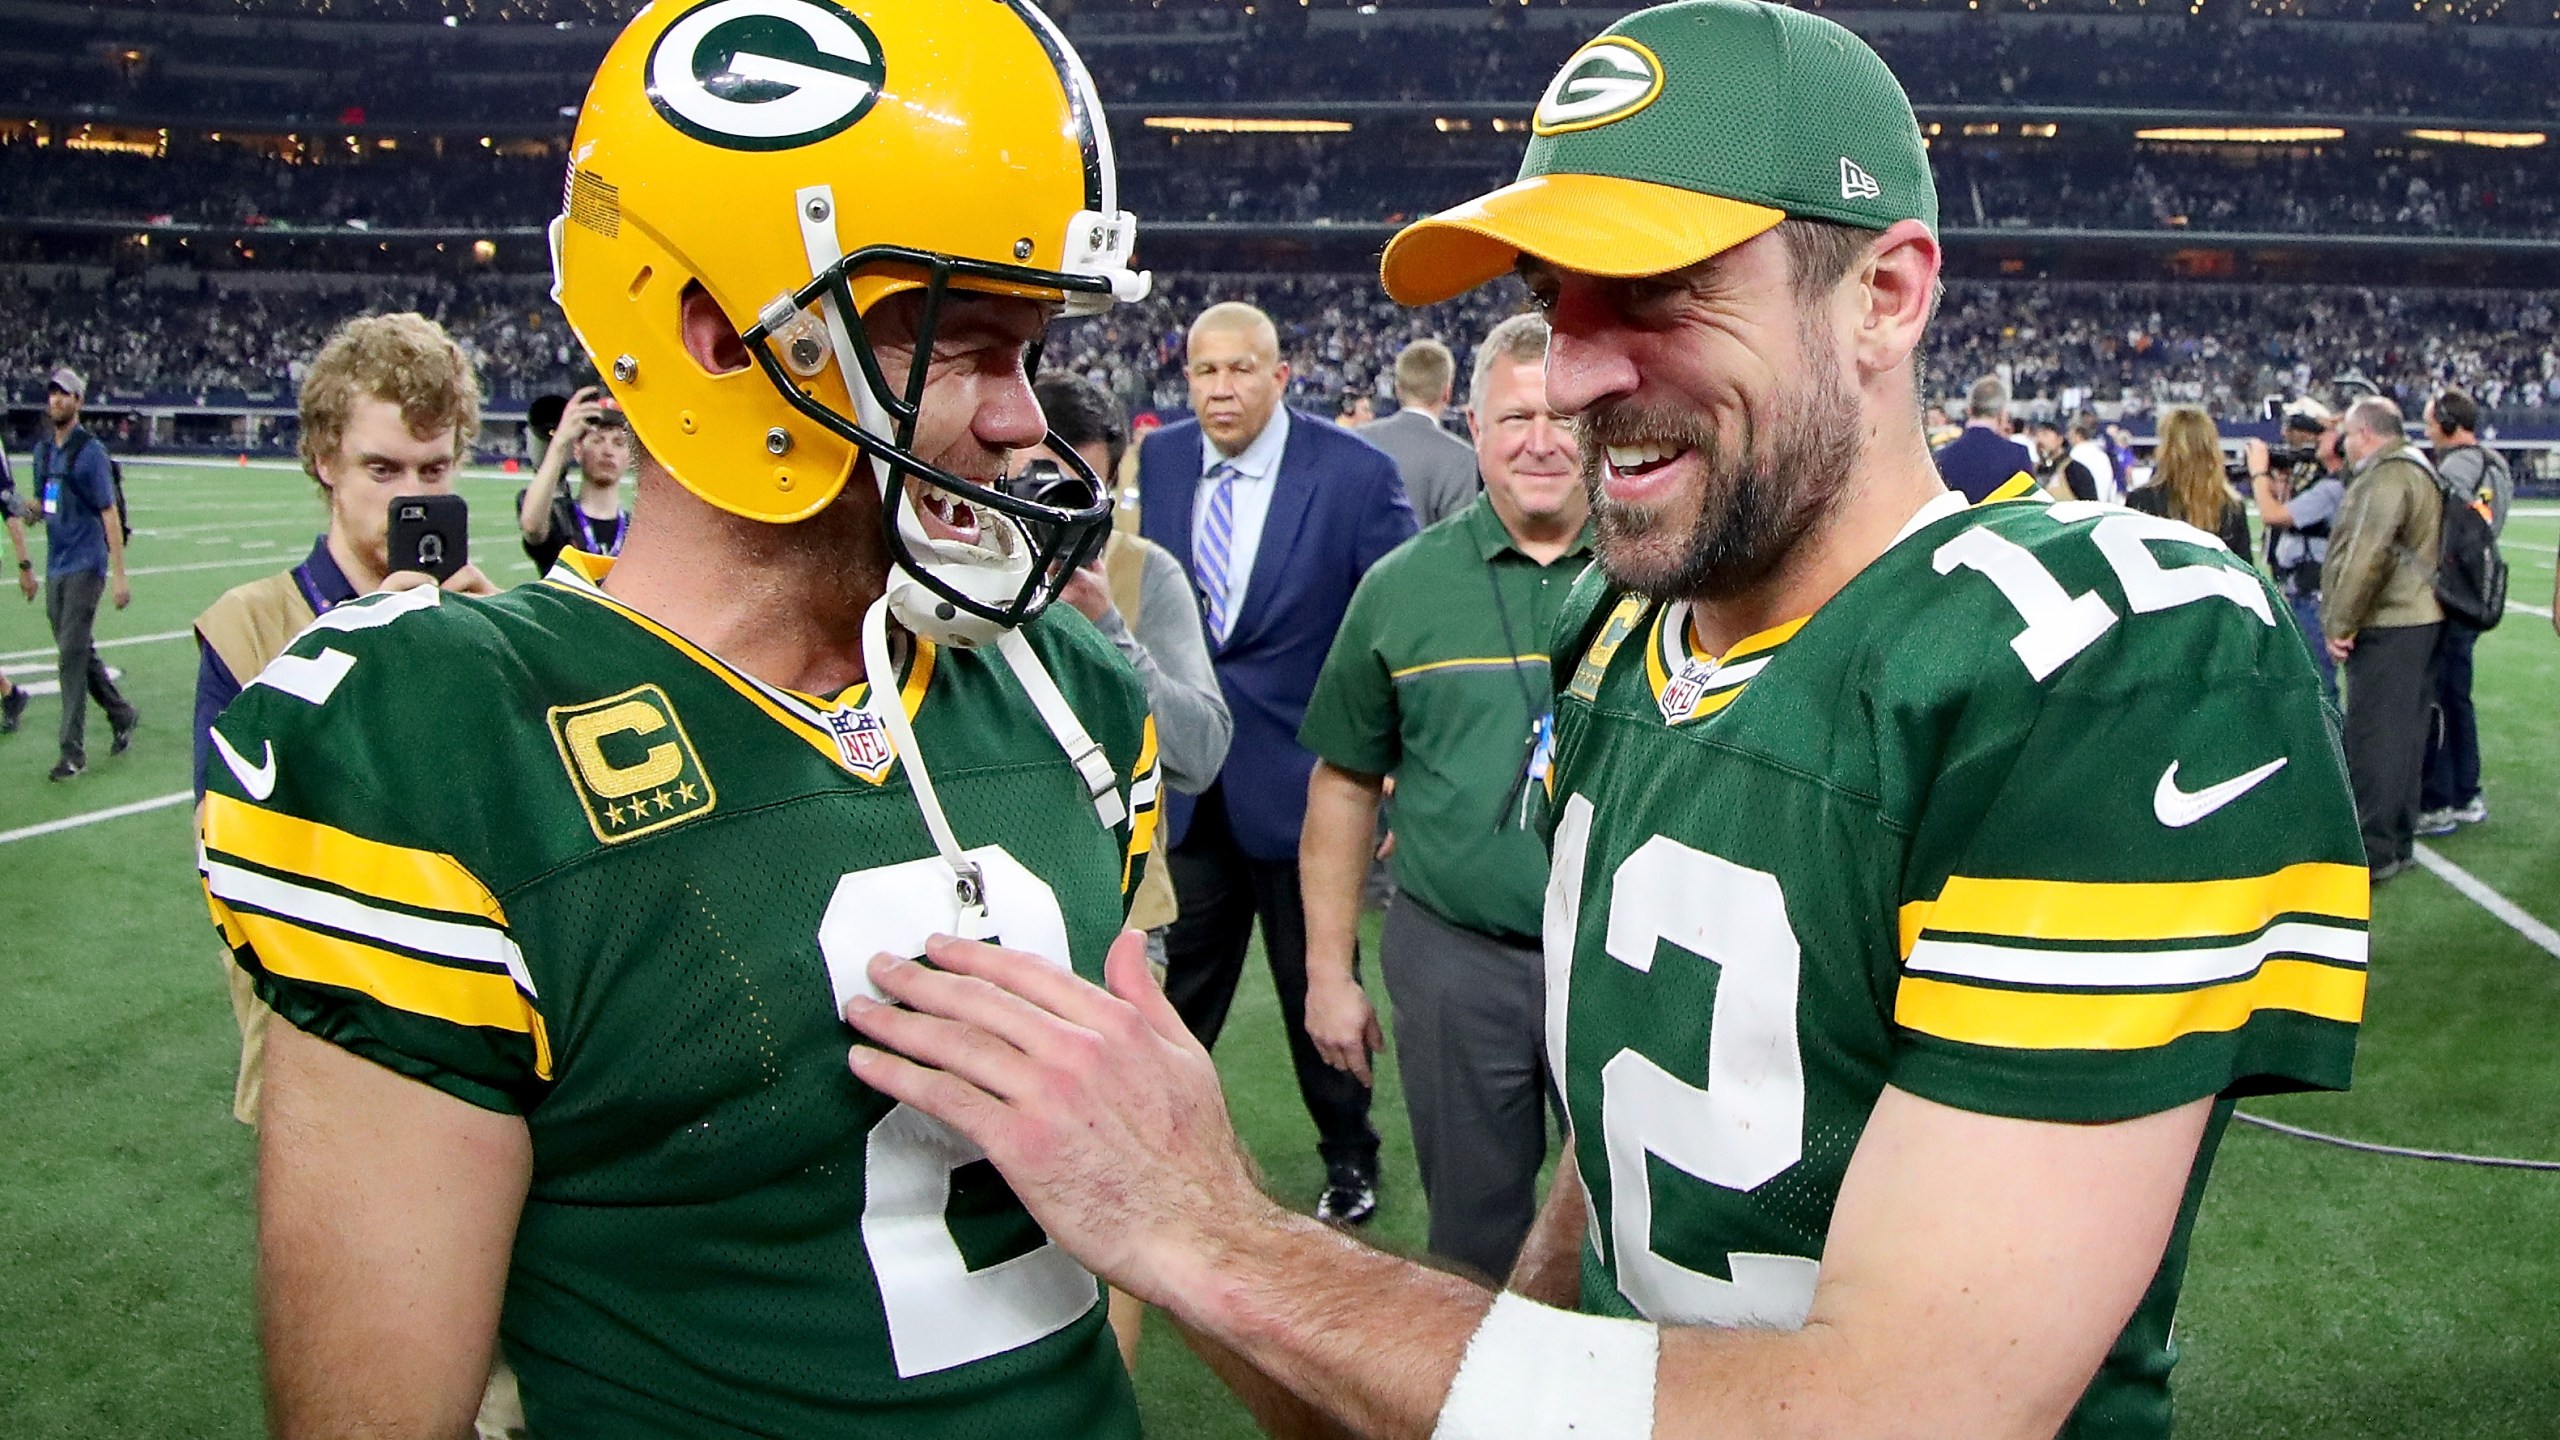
top-left (1136, 301), bottom-right (1417, 1224)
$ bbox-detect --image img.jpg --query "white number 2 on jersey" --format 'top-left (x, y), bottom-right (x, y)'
top-left (816, 849), bottom-right (1099, 1378)
top-left (1548, 795), bottom-right (1822, 1329)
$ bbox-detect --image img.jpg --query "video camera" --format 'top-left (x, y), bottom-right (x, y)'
top-left (2224, 444), bottom-right (2317, 484)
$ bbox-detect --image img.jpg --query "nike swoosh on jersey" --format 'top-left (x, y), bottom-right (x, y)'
top-left (2154, 757), bottom-right (2287, 829)
top-left (213, 731), bottom-right (278, 801)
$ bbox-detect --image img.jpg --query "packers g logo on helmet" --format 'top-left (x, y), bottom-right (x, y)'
top-left (647, 0), bottom-right (886, 151)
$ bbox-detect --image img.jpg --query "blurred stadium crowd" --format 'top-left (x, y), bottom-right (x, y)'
top-left (10, 267), bottom-right (2556, 434)
top-left (9, 11), bottom-right (2558, 122)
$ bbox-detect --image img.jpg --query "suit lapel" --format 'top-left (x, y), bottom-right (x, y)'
top-left (1149, 429), bottom-right (1200, 576)
top-left (1228, 415), bottom-right (1318, 650)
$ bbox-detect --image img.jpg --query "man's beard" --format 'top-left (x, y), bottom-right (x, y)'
top-left (1580, 337), bottom-right (1863, 604)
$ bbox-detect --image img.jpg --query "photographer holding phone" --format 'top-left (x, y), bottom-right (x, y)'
top-left (517, 385), bottom-right (633, 576)
top-left (194, 312), bottom-right (495, 1114)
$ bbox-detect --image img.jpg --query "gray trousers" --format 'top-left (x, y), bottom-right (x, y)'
top-left (2343, 622), bottom-right (2439, 870)
top-left (46, 569), bottom-right (134, 763)
top-left (1378, 894), bottom-right (1559, 1282)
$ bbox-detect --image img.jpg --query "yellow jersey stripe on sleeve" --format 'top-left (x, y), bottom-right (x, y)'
top-left (222, 902), bottom-right (543, 1043)
top-left (1896, 958), bottom-right (2366, 1052)
top-left (1123, 717), bottom-right (1163, 897)
top-left (1980, 471), bottom-right (2045, 505)
top-left (202, 793), bottom-right (507, 928)
top-left (1898, 862), bottom-right (2369, 956)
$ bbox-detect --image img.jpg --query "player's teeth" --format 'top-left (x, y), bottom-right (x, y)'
top-left (1606, 443), bottom-right (1677, 470)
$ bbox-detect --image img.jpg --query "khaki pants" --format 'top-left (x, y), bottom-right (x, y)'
top-left (222, 950), bottom-right (270, 1126)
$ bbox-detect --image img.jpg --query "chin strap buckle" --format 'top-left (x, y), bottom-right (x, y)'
top-left (997, 627), bottom-right (1129, 830)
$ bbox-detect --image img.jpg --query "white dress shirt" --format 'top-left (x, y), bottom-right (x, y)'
top-left (1195, 406), bottom-right (1292, 626)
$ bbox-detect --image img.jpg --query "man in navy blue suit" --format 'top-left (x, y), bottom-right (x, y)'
top-left (1931, 374), bottom-right (2040, 503)
top-left (1138, 301), bottom-right (1417, 1224)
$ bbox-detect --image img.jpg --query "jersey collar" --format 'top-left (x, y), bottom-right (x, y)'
top-left (1643, 602), bottom-right (1808, 727)
top-left (544, 550), bottom-right (936, 782)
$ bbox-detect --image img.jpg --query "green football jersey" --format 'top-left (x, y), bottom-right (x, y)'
top-left (201, 552), bottom-right (1159, 1440)
top-left (1544, 492), bottom-right (2366, 1438)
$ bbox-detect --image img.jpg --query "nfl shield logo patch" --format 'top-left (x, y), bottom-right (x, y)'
top-left (824, 706), bottom-right (899, 783)
top-left (1660, 658), bottom-right (1716, 725)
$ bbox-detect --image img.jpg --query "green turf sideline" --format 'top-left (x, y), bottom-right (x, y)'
top-left (2413, 843), bottom-right (2560, 958)
top-left (0, 789), bottom-right (190, 845)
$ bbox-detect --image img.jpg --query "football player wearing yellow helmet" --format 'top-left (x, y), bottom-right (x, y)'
top-left (212, 3), bottom-right (1164, 1437)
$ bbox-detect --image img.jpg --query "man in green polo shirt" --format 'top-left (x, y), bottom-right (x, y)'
top-left (1298, 313), bottom-right (1586, 1280)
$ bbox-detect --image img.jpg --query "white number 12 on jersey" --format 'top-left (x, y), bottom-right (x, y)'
top-left (1548, 795), bottom-right (1822, 1329)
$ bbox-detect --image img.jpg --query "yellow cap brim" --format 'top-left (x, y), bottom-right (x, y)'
top-left (1380, 173), bottom-right (1788, 307)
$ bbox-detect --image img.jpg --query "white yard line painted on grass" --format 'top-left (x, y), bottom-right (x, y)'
top-left (2510, 598), bottom-right (2553, 620)
top-left (1, 665), bottom-right (122, 690)
top-left (0, 789), bottom-right (192, 846)
top-left (2414, 843), bottom-right (2560, 962)
top-left (123, 555), bottom-right (285, 579)
top-left (0, 629), bottom-right (192, 664)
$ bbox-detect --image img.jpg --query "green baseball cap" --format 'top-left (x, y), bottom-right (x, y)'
top-left (1381, 0), bottom-right (1936, 307)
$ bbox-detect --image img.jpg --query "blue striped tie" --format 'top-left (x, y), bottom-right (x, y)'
top-left (1196, 462), bottom-right (1239, 644)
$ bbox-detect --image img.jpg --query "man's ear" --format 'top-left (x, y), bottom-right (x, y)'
top-left (1850, 218), bottom-right (1940, 381)
top-left (680, 282), bottom-right (752, 376)
top-left (1463, 407), bottom-right (1482, 442)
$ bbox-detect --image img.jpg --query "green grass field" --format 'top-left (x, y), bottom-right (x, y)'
top-left (1, 461), bottom-right (2554, 1436)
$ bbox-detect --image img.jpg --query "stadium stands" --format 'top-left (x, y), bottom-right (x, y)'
top-left (0, 0), bottom-right (2554, 438)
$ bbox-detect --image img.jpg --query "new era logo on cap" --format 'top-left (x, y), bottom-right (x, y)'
top-left (1839, 157), bottom-right (1880, 201)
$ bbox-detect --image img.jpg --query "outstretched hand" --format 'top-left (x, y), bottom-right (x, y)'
top-left (844, 930), bottom-right (1276, 1309)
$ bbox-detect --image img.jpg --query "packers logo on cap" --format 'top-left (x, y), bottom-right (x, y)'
top-left (647, 0), bottom-right (886, 152)
top-left (1533, 38), bottom-right (1665, 136)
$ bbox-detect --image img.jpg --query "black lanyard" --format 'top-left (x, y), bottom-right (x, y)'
top-left (1485, 549), bottom-right (1557, 832)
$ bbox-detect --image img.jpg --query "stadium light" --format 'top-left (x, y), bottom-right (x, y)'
top-left (2134, 126), bottom-right (2347, 143)
top-left (2406, 128), bottom-right (2547, 149)
top-left (1142, 117), bottom-right (1354, 134)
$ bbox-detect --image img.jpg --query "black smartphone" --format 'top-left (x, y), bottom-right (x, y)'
top-left (388, 493), bottom-right (470, 582)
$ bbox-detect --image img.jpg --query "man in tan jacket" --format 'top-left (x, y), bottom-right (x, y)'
top-left (2321, 396), bottom-right (2443, 881)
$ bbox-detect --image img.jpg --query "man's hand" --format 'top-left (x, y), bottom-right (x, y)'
top-left (2328, 632), bottom-right (2356, 662)
top-left (1060, 561), bottom-right (1118, 626)
top-left (2243, 437), bottom-right (2270, 477)
top-left (549, 387), bottom-right (611, 466)
top-left (380, 565), bottom-right (501, 599)
top-left (110, 569), bottom-right (130, 610)
top-left (1303, 971), bottom-right (1382, 1085)
top-left (845, 931), bottom-right (1276, 1308)
top-left (17, 568), bottom-right (34, 602)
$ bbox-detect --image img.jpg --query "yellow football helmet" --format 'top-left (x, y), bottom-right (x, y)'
top-left (551, 0), bottom-right (1147, 642)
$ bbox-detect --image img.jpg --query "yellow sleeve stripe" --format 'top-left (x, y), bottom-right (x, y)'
top-left (1135, 715), bottom-right (1160, 783)
top-left (1980, 471), bottom-right (2045, 505)
top-left (203, 793), bottom-right (506, 929)
top-left (221, 903), bottom-right (552, 1073)
top-left (1896, 958), bottom-right (2365, 1052)
top-left (204, 876), bottom-right (248, 951)
top-left (1389, 654), bottom-right (1548, 680)
top-left (1899, 862), bottom-right (2369, 956)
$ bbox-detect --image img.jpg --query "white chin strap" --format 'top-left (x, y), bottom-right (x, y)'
top-left (862, 593), bottom-right (1127, 910)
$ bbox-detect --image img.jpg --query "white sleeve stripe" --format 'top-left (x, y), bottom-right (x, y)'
top-left (204, 857), bottom-right (525, 982)
top-left (1906, 919), bottom-right (2367, 990)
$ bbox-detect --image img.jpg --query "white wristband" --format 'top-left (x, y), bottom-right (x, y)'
top-left (1432, 1291), bottom-right (1660, 1440)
